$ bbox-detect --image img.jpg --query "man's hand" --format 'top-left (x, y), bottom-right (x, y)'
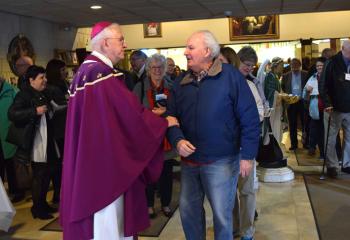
top-left (166, 116), bottom-right (179, 127)
top-left (240, 160), bottom-right (253, 177)
top-left (325, 107), bottom-right (333, 113)
top-left (176, 139), bottom-right (196, 157)
top-left (36, 105), bottom-right (48, 115)
top-left (306, 85), bottom-right (313, 92)
top-left (152, 104), bottom-right (166, 116)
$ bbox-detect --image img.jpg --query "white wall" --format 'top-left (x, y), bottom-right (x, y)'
top-left (75, 10), bottom-right (350, 51)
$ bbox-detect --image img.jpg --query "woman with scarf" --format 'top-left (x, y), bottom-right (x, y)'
top-left (302, 57), bottom-right (326, 159)
top-left (133, 53), bottom-right (177, 218)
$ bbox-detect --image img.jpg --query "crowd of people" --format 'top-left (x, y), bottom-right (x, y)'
top-left (0, 20), bottom-right (350, 240)
top-left (1, 58), bottom-right (68, 220)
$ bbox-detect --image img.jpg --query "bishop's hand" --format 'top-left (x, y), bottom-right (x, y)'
top-left (166, 116), bottom-right (179, 127)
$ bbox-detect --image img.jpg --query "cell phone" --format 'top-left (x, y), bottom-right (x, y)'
top-left (155, 94), bottom-right (167, 107)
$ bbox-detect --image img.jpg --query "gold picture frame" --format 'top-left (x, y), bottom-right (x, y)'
top-left (143, 23), bottom-right (162, 38)
top-left (229, 15), bottom-right (279, 41)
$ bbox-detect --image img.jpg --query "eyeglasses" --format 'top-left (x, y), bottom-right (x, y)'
top-left (241, 61), bottom-right (255, 69)
top-left (151, 66), bottom-right (163, 71)
top-left (105, 37), bottom-right (125, 44)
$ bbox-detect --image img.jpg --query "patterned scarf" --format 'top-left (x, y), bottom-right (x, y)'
top-left (146, 79), bottom-right (172, 152)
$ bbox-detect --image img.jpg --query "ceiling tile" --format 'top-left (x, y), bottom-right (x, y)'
top-left (0, 0), bottom-right (349, 26)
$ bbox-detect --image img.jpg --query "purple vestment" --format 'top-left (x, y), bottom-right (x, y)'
top-left (60, 55), bottom-right (167, 240)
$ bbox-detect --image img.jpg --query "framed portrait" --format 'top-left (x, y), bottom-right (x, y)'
top-left (143, 22), bottom-right (162, 38)
top-left (7, 34), bottom-right (36, 76)
top-left (229, 15), bottom-right (279, 41)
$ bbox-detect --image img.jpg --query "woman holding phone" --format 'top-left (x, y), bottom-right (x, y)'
top-left (133, 53), bottom-right (177, 218)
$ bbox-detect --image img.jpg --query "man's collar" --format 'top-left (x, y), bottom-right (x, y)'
top-left (207, 57), bottom-right (222, 76)
top-left (137, 64), bottom-right (146, 78)
top-left (342, 54), bottom-right (350, 65)
top-left (91, 51), bottom-right (113, 69)
top-left (180, 58), bottom-right (222, 85)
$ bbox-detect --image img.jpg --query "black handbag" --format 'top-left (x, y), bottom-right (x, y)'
top-left (12, 147), bottom-right (32, 190)
top-left (13, 147), bottom-right (31, 164)
top-left (6, 121), bottom-right (36, 150)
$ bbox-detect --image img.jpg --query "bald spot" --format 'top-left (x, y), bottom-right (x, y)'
top-left (15, 56), bottom-right (34, 76)
top-left (16, 56), bottom-right (33, 66)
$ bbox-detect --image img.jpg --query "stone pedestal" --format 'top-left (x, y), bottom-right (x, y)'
top-left (257, 166), bottom-right (295, 183)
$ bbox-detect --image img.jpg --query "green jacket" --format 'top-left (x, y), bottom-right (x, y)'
top-left (264, 72), bottom-right (281, 108)
top-left (0, 81), bottom-right (18, 159)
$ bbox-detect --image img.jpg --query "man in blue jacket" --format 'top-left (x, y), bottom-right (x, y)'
top-left (167, 30), bottom-right (260, 240)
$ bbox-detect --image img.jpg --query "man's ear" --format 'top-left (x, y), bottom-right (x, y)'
top-left (103, 38), bottom-right (109, 48)
top-left (204, 47), bottom-right (211, 59)
top-left (101, 39), bottom-right (109, 52)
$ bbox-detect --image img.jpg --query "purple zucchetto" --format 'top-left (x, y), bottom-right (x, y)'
top-left (91, 21), bottom-right (112, 39)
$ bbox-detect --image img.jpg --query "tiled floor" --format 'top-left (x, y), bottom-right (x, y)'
top-left (1, 133), bottom-right (320, 240)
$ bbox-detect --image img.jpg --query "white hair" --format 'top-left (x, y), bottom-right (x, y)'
top-left (90, 23), bottom-right (120, 51)
top-left (146, 53), bottom-right (167, 77)
top-left (193, 30), bottom-right (220, 59)
top-left (343, 40), bottom-right (350, 50)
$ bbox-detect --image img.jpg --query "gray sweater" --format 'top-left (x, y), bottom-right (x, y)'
top-left (133, 78), bottom-right (178, 160)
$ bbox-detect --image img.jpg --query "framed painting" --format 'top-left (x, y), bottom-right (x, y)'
top-left (143, 22), bottom-right (162, 38)
top-left (229, 15), bottom-right (279, 41)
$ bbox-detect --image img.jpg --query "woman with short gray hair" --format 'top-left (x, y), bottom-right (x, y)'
top-left (133, 53), bottom-right (177, 218)
top-left (145, 53), bottom-right (167, 77)
top-left (195, 30), bottom-right (220, 59)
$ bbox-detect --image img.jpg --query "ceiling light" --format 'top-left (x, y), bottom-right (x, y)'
top-left (90, 5), bottom-right (102, 10)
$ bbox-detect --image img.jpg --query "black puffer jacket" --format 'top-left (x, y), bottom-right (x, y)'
top-left (8, 84), bottom-right (58, 162)
top-left (8, 84), bottom-right (49, 127)
top-left (320, 51), bottom-right (350, 112)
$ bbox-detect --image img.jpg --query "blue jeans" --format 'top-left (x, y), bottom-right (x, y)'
top-left (180, 157), bottom-right (240, 240)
